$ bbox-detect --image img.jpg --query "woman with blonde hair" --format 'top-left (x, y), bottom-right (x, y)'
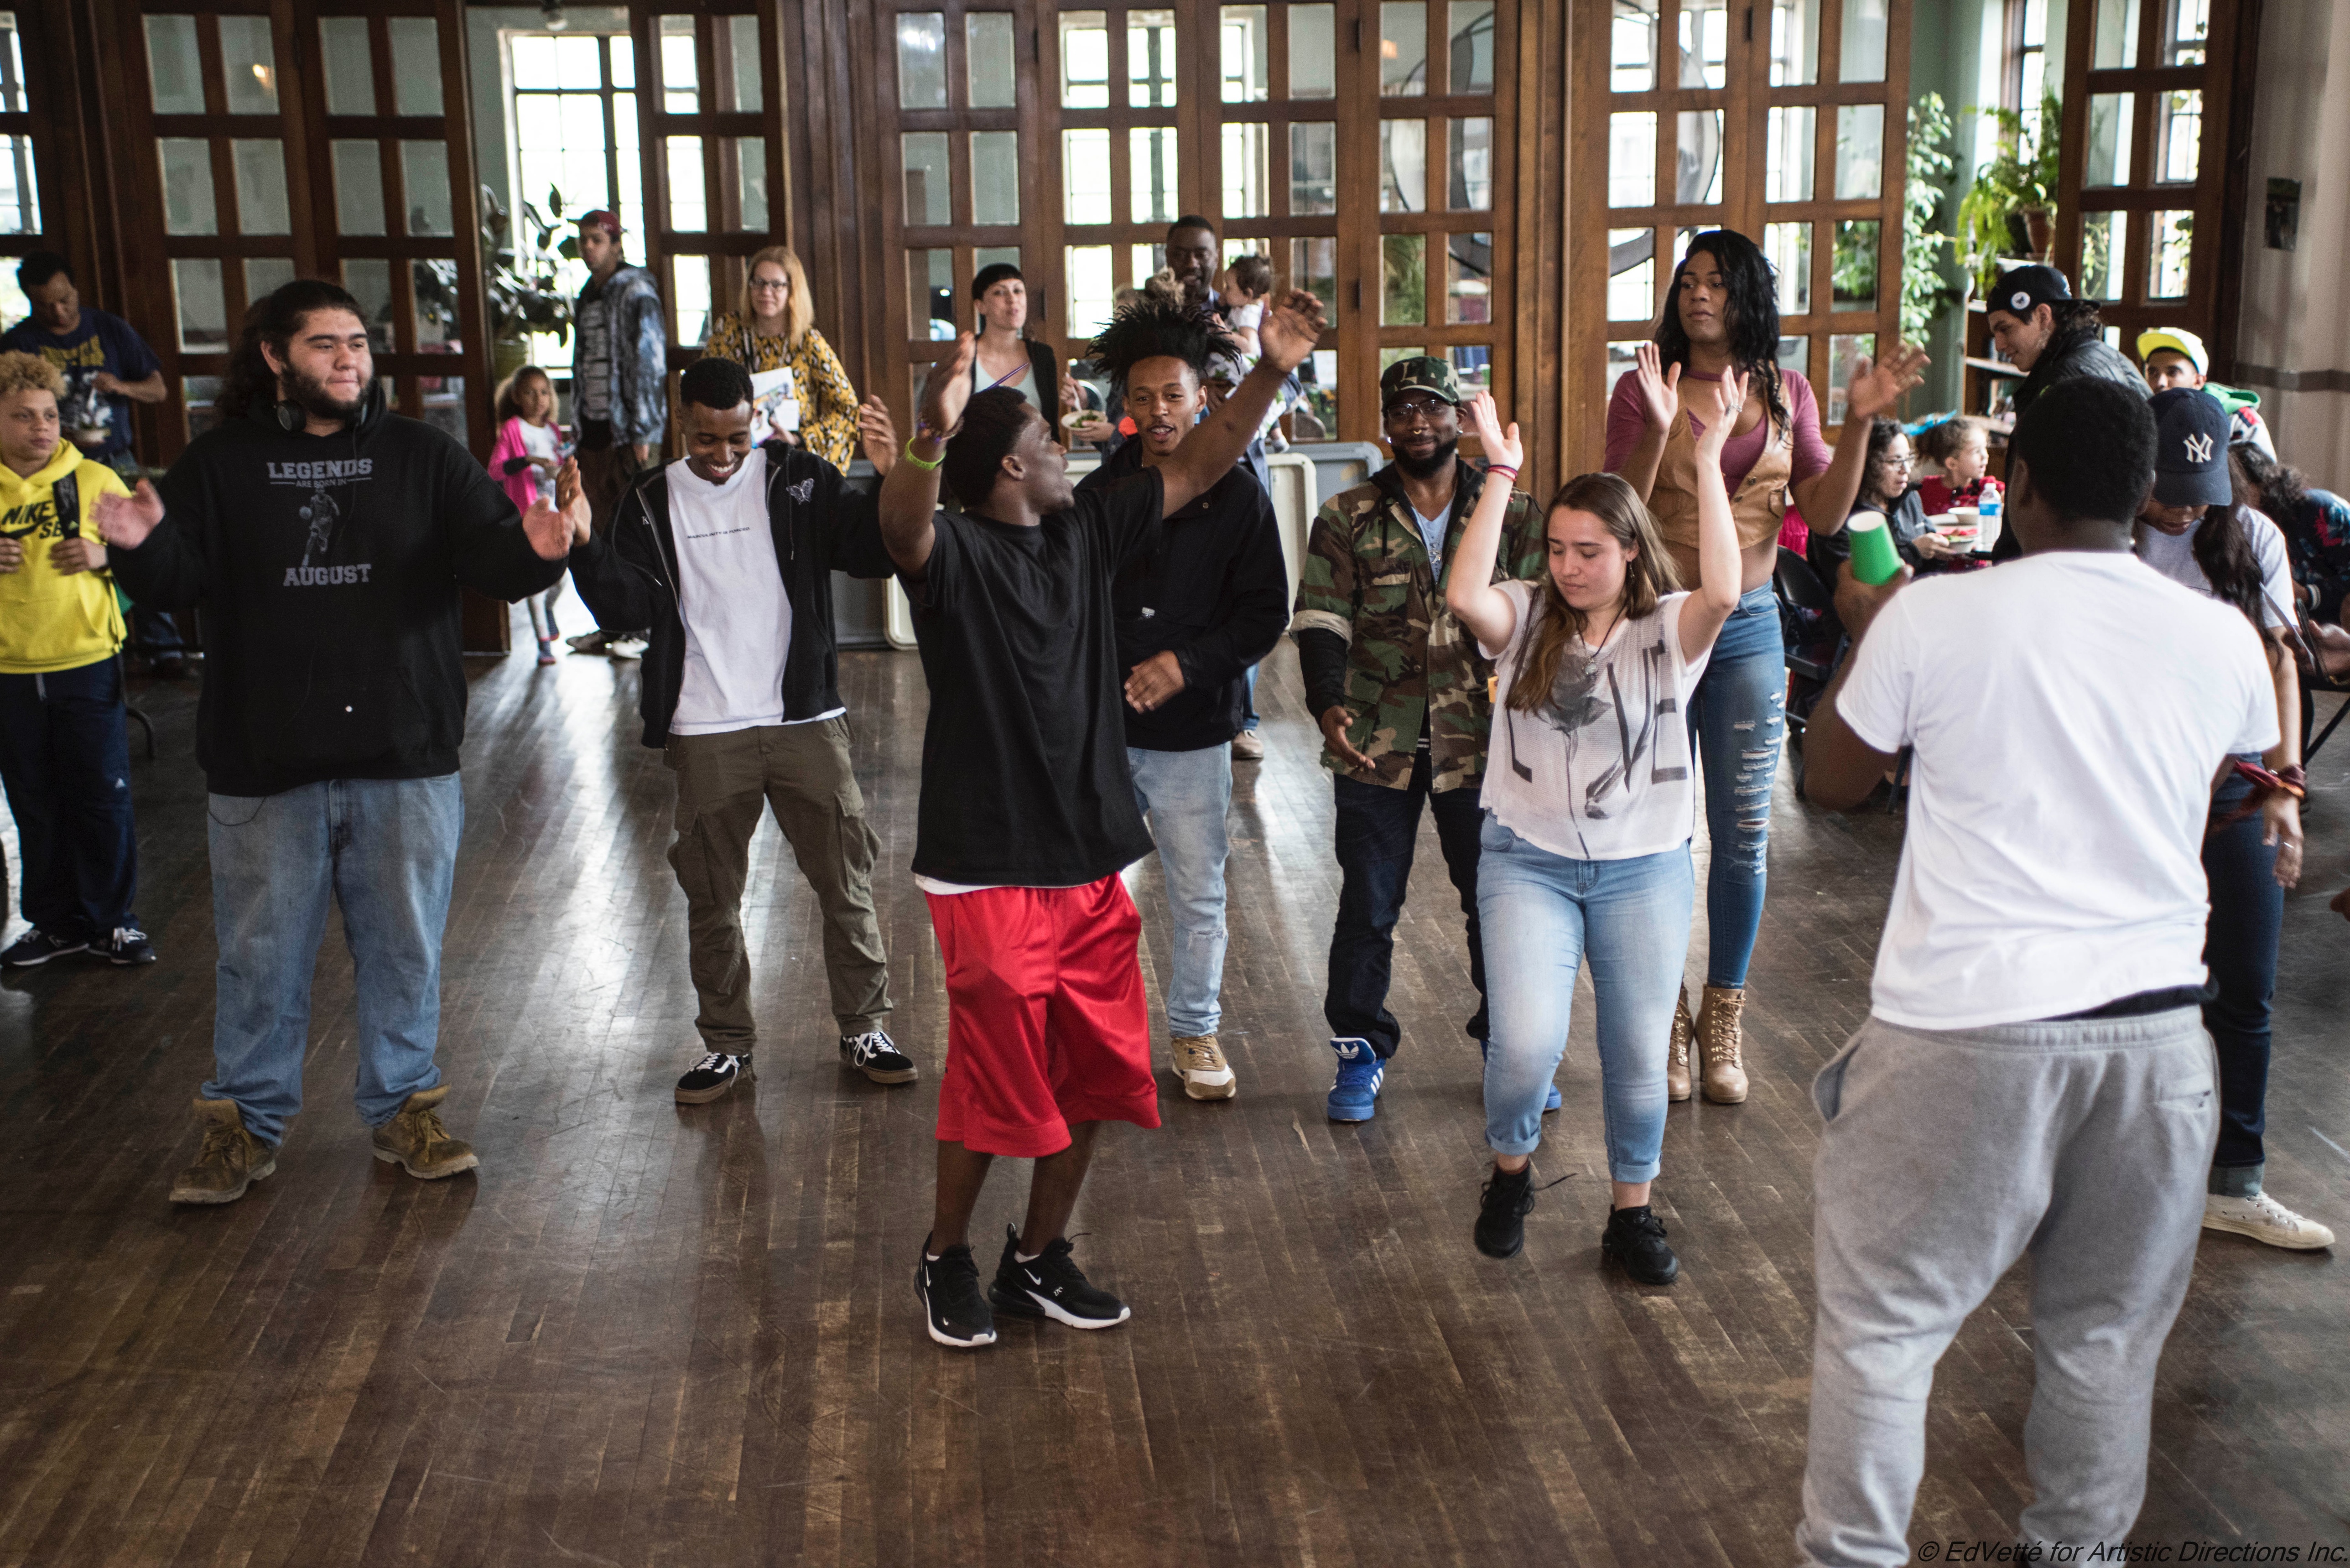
top-left (701, 245), bottom-right (872, 469)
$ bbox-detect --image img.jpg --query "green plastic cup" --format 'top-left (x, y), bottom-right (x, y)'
top-left (1846, 513), bottom-right (1902, 585)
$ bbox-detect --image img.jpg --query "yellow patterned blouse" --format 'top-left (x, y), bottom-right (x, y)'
top-left (699, 314), bottom-right (861, 469)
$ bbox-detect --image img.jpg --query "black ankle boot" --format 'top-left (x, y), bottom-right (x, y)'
top-left (1601, 1204), bottom-right (1679, 1285)
top-left (1474, 1164), bottom-right (1536, 1259)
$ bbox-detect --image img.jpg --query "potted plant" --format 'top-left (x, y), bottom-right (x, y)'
top-left (407, 186), bottom-right (576, 386)
top-left (1955, 94), bottom-right (2061, 294)
top-left (1901, 93), bottom-right (1966, 344)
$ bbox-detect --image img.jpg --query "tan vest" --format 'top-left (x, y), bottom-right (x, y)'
top-left (1648, 402), bottom-right (1793, 555)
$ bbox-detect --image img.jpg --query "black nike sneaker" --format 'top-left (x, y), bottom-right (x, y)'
top-left (987, 1225), bottom-right (1132, 1329)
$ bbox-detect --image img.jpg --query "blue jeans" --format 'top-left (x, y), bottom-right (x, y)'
top-left (2203, 761), bottom-right (2281, 1194)
top-left (1686, 584), bottom-right (1785, 989)
top-left (0, 657), bottom-right (139, 939)
top-left (1476, 817), bottom-right (1693, 1176)
top-left (203, 775), bottom-right (463, 1145)
top-left (1242, 664), bottom-right (1260, 731)
top-left (1326, 749), bottom-right (1489, 1058)
top-left (1127, 743), bottom-right (1233, 1038)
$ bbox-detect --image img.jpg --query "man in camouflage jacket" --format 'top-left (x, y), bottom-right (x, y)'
top-left (1289, 357), bottom-right (1544, 1121)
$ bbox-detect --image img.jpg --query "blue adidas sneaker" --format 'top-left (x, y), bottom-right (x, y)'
top-left (1326, 1038), bottom-right (1385, 1122)
top-left (1480, 1039), bottom-right (1564, 1114)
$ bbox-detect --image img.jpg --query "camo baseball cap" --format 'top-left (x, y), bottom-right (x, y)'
top-left (1380, 355), bottom-right (1461, 409)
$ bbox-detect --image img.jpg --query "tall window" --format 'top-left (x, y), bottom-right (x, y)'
top-left (2008, 0), bottom-right (2048, 139)
top-left (508, 31), bottom-right (642, 372)
top-left (0, 10), bottom-right (45, 324)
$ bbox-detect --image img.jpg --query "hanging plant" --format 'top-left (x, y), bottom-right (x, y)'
top-left (1954, 94), bottom-right (2062, 295)
top-left (1901, 92), bottom-right (1965, 343)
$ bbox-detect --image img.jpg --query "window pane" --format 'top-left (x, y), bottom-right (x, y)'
top-left (1129, 11), bottom-right (1177, 108)
top-left (2093, 0), bottom-right (2142, 67)
top-left (1132, 242), bottom-right (1159, 286)
top-left (232, 140), bottom-right (290, 235)
top-left (320, 17), bottom-right (376, 114)
top-left (1445, 232), bottom-right (1492, 324)
top-left (608, 34), bottom-right (636, 89)
top-left (1291, 122), bottom-right (1337, 214)
top-left (2163, 0), bottom-right (2208, 63)
top-left (403, 142), bottom-right (453, 236)
top-left (1679, 0), bottom-right (1727, 87)
top-left (972, 131), bottom-right (1019, 225)
top-left (1061, 12), bottom-right (1109, 107)
top-left (1833, 104), bottom-right (1883, 199)
top-left (0, 134), bottom-right (36, 234)
top-left (1606, 339), bottom-right (1647, 398)
top-left (390, 18), bottom-right (443, 117)
top-left (245, 257), bottom-right (295, 303)
top-left (673, 254), bottom-right (711, 345)
top-left (2080, 210), bottom-right (2125, 301)
top-left (2150, 210), bottom-right (2192, 298)
top-left (1764, 221), bottom-right (1811, 315)
top-left (2156, 89), bottom-right (2201, 183)
top-left (1826, 332), bottom-right (1875, 425)
top-left (1678, 108), bottom-right (1723, 204)
top-left (660, 16), bottom-right (700, 113)
top-left (1448, 117), bottom-right (1492, 210)
top-left (1222, 5), bottom-right (1269, 102)
top-left (174, 260), bottom-right (228, 352)
top-left (344, 258), bottom-right (392, 349)
top-left (1066, 244), bottom-right (1116, 339)
top-left (219, 16), bottom-right (279, 114)
top-left (1383, 233), bottom-right (1426, 324)
top-left (903, 131), bottom-right (949, 225)
top-left (1290, 235), bottom-right (1338, 322)
top-left (159, 140), bottom-right (218, 236)
top-left (909, 247), bottom-right (954, 338)
top-left (667, 136), bottom-right (706, 232)
top-left (975, 244), bottom-right (1020, 272)
top-left (1612, 0), bottom-right (1657, 90)
top-left (1609, 112), bottom-right (1656, 207)
top-left (1063, 129), bottom-right (1111, 223)
top-left (1831, 219), bottom-right (1878, 309)
top-left (1381, 2), bottom-right (1427, 94)
top-left (1131, 126), bottom-right (1178, 223)
top-left (1838, 0), bottom-right (1887, 81)
top-left (725, 15), bottom-right (763, 113)
top-left (1450, 2), bottom-right (1495, 91)
top-left (1771, 0), bottom-right (1820, 84)
top-left (415, 259), bottom-right (458, 348)
top-left (1766, 106), bottom-right (1814, 201)
top-left (1380, 119), bottom-right (1426, 213)
top-left (1222, 123), bottom-right (1269, 219)
top-left (1289, 5), bottom-right (1336, 97)
top-left (1450, 345), bottom-right (1491, 398)
top-left (967, 12), bottom-right (1016, 108)
top-left (1776, 335), bottom-right (1810, 383)
top-left (897, 11), bottom-right (947, 109)
top-left (735, 138), bottom-right (768, 231)
top-left (146, 17), bottom-right (205, 113)
top-left (1380, 346), bottom-right (1425, 380)
top-left (1609, 228), bottom-right (1655, 321)
top-left (2085, 94), bottom-right (2134, 187)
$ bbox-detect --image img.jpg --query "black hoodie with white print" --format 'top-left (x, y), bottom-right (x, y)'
top-left (108, 395), bottom-right (563, 796)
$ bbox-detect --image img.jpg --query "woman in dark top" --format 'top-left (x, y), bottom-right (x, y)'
top-left (1806, 420), bottom-right (1966, 582)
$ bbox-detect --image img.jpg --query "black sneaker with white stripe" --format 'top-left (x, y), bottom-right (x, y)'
top-left (1, 928), bottom-right (89, 967)
top-left (840, 1029), bottom-right (918, 1084)
top-left (916, 1236), bottom-right (998, 1349)
top-left (988, 1225), bottom-right (1132, 1329)
top-left (104, 926), bottom-right (158, 966)
top-left (673, 1050), bottom-right (749, 1104)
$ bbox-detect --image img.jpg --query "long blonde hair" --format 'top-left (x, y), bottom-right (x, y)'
top-left (1508, 472), bottom-right (1683, 714)
top-left (738, 244), bottom-right (814, 348)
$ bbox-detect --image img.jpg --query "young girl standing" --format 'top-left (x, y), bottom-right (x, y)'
top-left (490, 365), bottom-right (568, 664)
top-left (1444, 376), bottom-right (1745, 1283)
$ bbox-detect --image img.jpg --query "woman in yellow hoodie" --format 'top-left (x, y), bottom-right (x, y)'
top-left (0, 349), bottom-right (152, 966)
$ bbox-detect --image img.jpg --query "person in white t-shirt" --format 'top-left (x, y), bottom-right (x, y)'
top-left (1792, 378), bottom-right (2282, 1564)
top-left (1441, 380), bottom-right (1745, 1283)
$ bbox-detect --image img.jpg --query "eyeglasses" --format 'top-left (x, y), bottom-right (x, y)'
top-left (749, 277), bottom-right (790, 294)
top-left (1385, 396), bottom-right (1451, 425)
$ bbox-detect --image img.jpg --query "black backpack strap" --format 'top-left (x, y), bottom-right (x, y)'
top-left (53, 470), bottom-right (79, 540)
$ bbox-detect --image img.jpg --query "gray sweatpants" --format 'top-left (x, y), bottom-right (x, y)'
top-left (1796, 1008), bottom-right (2218, 1567)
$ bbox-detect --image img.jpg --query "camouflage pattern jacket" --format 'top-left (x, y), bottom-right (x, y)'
top-left (1289, 459), bottom-right (1544, 791)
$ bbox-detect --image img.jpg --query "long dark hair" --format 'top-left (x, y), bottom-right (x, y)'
top-left (2151, 504), bottom-right (2275, 662)
top-left (1508, 473), bottom-right (1682, 714)
top-left (218, 279), bottom-right (368, 420)
top-left (1653, 229), bottom-right (1788, 433)
top-left (2232, 444), bottom-right (2310, 524)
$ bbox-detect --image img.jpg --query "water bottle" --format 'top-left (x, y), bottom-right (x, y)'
top-left (1974, 488), bottom-right (2002, 555)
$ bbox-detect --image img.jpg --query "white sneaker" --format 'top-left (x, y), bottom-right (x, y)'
top-left (606, 634), bottom-right (648, 660)
top-left (2203, 1191), bottom-right (2336, 1250)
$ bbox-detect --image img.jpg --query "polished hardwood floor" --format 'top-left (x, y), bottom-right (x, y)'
top-left (1, 629), bottom-right (2345, 1567)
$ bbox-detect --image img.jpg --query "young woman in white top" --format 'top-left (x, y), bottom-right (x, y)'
top-left (1444, 381), bottom-right (1745, 1282)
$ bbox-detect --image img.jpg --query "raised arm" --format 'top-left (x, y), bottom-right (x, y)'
top-left (1789, 343), bottom-right (1928, 535)
top-left (1444, 391), bottom-right (1527, 654)
top-left (1676, 370), bottom-right (1749, 659)
top-left (1609, 344), bottom-right (1681, 503)
top-left (878, 332), bottom-right (975, 580)
top-left (1157, 289), bottom-right (1327, 514)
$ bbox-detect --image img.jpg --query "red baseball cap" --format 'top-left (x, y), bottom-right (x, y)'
top-left (577, 209), bottom-right (621, 239)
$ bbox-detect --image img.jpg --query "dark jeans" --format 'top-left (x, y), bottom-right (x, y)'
top-left (2204, 762), bottom-right (2282, 1193)
top-left (0, 657), bottom-right (139, 939)
top-left (1324, 748), bottom-right (1488, 1059)
top-left (131, 606), bottom-right (185, 658)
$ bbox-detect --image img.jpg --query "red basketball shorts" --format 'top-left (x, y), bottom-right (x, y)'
top-left (923, 875), bottom-right (1162, 1158)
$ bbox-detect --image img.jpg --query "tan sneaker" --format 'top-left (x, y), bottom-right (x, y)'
top-left (1696, 984), bottom-right (1749, 1104)
top-left (169, 1097), bottom-right (277, 1205)
top-left (370, 1085), bottom-right (480, 1180)
top-left (1230, 731), bottom-right (1265, 761)
top-left (1667, 987), bottom-right (1694, 1103)
top-left (1171, 1034), bottom-right (1238, 1101)
top-left (2203, 1192), bottom-right (2335, 1250)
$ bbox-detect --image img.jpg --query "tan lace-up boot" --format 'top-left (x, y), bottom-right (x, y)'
top-left (1696, 984), bottom-right (1750, 1104)
top-left (370, 1085), bottom-right (480, 1179)
top-left (1171, 1034), bottom-right (1238, 1101)
top-left (1667, 988), bottom-right (1694, 1102)
top-left (169, 1097), bottom-right (277, 1205)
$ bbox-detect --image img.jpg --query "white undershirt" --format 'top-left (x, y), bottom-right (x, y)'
top-left (668, 448), bottom-right (811, 736)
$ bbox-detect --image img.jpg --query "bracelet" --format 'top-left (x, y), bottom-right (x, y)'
top-left (2279, 763), bottom-right (2307, 788)
top-left (902, 439), bottom-right (943, 472)
top-left (1485, 463), bottom-right (1519, 481)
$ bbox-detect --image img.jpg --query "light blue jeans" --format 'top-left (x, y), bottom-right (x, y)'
top-left (1476, 815), bottom-right (1694, 1177)
top-left (1685, 583), bottom-right (1786, 988)
top-left (1127, 743), bottom-right (1233, 1039)
top-left (203, 775), bottom-right (463, 1145)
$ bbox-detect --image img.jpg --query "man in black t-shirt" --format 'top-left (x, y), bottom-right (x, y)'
top-left (881, 291), bottom-right (1325, 1350)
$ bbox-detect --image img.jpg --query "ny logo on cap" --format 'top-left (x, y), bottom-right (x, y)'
top-left (2011, 291), bottom-right (2031, 310)
top-left (2184, 433), bottom-right (2214, 464)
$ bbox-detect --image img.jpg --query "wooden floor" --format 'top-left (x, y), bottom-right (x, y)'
top-left (2, 623), bottom-right (2346, 1568)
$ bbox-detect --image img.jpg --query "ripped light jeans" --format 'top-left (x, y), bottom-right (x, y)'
top-left (1127, 742), bottom-right (1234, 1039)
top-left (1685, 584), bottom-right (1785, 989)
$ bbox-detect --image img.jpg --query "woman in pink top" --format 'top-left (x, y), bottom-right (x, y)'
top-left (1603, 229), bottom-right (1925, 1104)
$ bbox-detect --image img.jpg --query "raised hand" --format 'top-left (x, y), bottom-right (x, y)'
top-left (93, 480), bottom-right (165, 550)
top-left (1462, 390), bottom-right (1523, 473)
top-left (858, 395), bottom-right (899, 474)
top-left (920, 332), bottom-right (977, 441)
top-left (1696, 370), bottom-right (1747, 454)
top-left (50, 536), bottom-right (105, 575)
top-left (554, 456), bottom-right (592, 547)
top-left (1256, 289), bottom-right (1329, 374)
top-left (1845, 342), bottom-right (1931, 423)
top-left (1633, 342), bottom-right (1682, 436)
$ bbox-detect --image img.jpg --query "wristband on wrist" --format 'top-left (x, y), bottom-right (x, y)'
top-left (1486, 463), bottom-right (1519, 481)
top-left (902, 439), bottom-right (943, 471)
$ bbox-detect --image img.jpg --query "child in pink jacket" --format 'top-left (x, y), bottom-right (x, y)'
top-left (489, 366), bottom-right (570, 663)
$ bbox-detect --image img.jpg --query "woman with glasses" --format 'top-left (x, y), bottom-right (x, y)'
top-left (1806, 419), bottom-right (1971, 583)
top-left (701, 245), bottom-right (865, 469)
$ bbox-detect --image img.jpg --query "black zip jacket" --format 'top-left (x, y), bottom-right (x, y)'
top-left (1075, 438), bottom-right (1288, 751)
top-left (565, 443), bottom-right (896, 748)
top-left (1988, 329), bottom-right (2150, 563)
top-left (107, 396), bottom-right (564, 796)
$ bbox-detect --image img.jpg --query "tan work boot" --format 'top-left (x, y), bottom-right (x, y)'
top-left (1171, 1034), bottom-right (1238, 1101)
top-left (1696, 984), bottom-right (1750, 1104)
top-left (371, 1085), bottom-right (480, 1179)
top-left (170, 1097), bottom-right (277, 1205)
top-left (1667, 987), bottom-right (1694, 1103)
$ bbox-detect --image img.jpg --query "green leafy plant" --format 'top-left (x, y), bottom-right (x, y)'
top-left (1954, 94), bottom-right (2062, 294)
top-left (1901, 92), bottom-right (1965, 343)
top-left (411, 185), bottom-right (577, 350)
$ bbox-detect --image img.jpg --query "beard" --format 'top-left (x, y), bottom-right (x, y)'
top-left (1394, 436), bottom-right (1459, 480)
top-left (284, 363), bottom-right (369, 423)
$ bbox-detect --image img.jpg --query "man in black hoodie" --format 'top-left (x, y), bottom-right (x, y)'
top-left (99, 279), bottom-right (573, 1206)
top-left (566, 356), bottom-right (912, 1105)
